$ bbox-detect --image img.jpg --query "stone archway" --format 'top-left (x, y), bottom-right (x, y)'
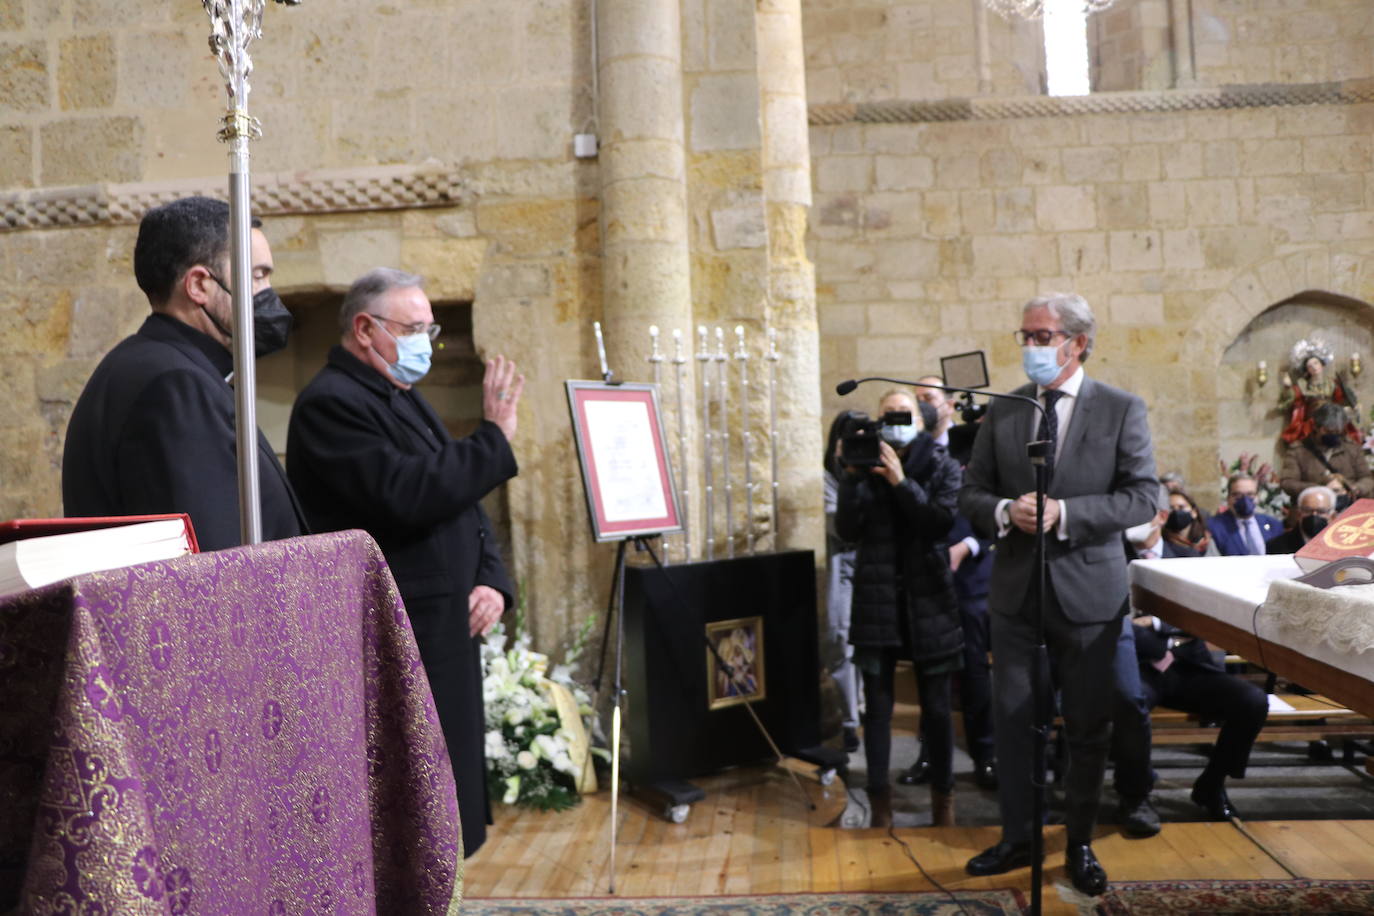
top-left (1175, 246), bottom-right (1374, 495)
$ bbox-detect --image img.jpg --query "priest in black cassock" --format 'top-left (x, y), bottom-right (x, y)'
top-left (286, 267), bottom-right (523, 857)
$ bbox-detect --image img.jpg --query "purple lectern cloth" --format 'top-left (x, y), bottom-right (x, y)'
top-left (0, 530), bottom-right (461, 915)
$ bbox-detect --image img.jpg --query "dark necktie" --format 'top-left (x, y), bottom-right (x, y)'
top-left (1037, 389), bottom-right (1064, 479)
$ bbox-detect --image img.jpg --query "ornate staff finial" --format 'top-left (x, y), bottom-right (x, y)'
top-left (202, 0), bottom-right (301, 142)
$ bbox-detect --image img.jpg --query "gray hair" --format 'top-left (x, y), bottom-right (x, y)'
top-left (1313, 402), bottom-right (1346, 430)
top-left (1297, 485), bottom-right (1336, 509)
top-left (339, 267), bottom-right (425, 335)
top-left (1226, 471), bottom-right (1255, 495)
top-left (1024, 292), bottom-right (1096, 362)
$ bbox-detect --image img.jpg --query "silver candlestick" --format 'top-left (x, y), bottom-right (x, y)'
top-left (735, 325), bottom-right (754, 556)
top-left (671, 329), bottom-right (690, 563)
top-left (715, 327), bottom-right (733, 559)
top-left (766, 326), bottom-right (781, 550)
top-left (697, 325), bottom-right (715, 560)
top-left (646, 326), bottom-right (668, 565)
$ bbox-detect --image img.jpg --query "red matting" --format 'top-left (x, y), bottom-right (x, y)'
top-left (566, 382), bottom-right (682, 542)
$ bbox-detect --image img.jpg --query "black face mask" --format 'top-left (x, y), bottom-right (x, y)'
top-left (203, 275), bottom-right (294, 358)
top-left (1165, 508), bottom-right (1193, 532)
top-left (1336, 494), bottom-right (1353, 512)
top-left (251, 287), bottom-right (293, 358)
top-left (1300, 514), bottom-right (1330, 539)
top-left (1320, 432), bottom-right (1342, 448)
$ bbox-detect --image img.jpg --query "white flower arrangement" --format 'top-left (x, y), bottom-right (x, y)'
top-left (482, 617), bottom-right (602, 811)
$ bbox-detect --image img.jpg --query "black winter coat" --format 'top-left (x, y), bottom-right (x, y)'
top-left (835, 434), bottom-right (964, 663)
top-left (63, 313), bottom-right (306, 550)
top-left (286, 345), bottom-right (517, 857)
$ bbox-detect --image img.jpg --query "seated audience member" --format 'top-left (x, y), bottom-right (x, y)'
top-left (1207, 473), bottom-right (1281, 556)
top-left (1279, 403), bottom-right (1374, 502)
top-left (1158, 490), bottom-right (1216, 557)
top-left (1114, 613), bottom-right (1268, 821)
top-left (1267, 486), bottom-right (1336, 555)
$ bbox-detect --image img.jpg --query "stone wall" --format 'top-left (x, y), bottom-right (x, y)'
top-left (1191, 0), bottom-right (1374, 87)
top-left (802, 0), bottom-right (1043, 104)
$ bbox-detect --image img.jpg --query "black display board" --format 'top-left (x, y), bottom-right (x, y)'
top-left (621, 550), bottom-right (822, 786)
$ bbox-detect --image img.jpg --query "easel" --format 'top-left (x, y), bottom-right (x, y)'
top-left (570, 326), bottom-right (816, 893)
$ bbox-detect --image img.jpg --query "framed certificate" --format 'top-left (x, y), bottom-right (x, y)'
top-left (565, 381), bottom-right (683, 542)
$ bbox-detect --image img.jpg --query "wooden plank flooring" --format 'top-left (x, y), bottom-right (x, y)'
top-left (465, 764), bottom-right (1374, 915)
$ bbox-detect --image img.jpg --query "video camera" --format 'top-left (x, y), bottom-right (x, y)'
top-left (839, 410), bottom-right (914, 468)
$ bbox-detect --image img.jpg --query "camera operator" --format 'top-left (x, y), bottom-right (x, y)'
top-left (834, 387), bottom-right (964, 828)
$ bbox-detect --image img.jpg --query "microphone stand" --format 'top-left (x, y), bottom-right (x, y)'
top-left (838, 375), bottom-right (1052, 916)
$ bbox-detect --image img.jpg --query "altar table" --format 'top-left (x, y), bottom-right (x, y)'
top-left (0, 530), bottom-right (461, 914)
top-left (1130, 554), bottom-right (1374, 720)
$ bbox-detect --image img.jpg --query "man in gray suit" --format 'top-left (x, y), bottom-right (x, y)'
top-left (960, 293), bottom-right (1157, 897)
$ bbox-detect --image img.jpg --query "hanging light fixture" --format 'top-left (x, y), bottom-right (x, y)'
top-left (983, 0), bottom-right (1120, 20)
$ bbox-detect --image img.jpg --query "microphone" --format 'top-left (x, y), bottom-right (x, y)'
top-left (836, 375), bottom-right (1047, 424)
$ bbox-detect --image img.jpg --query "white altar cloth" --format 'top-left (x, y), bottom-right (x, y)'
top-left (1129, 554), bottom-right (1374, 687)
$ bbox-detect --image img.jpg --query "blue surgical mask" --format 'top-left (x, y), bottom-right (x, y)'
top-left (1232, 494), bottom-right (1256, 519)
top-left (1022, 344), bottom-right (1063, 387)
top-left (373, 317), bottom-right (432, 385)
top-left (880, 423), bottom-right (917, 448)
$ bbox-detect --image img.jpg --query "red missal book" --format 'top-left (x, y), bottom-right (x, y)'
top-left (0, 514), bottom-right (199, 597)
top-left (1294, 498), bottom-right (1374, 571)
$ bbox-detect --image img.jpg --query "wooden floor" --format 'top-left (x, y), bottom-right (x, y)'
top-left (466, 763), bottom-right (1374, 914)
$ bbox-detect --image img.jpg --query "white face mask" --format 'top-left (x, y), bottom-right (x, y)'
top-left (880, 423), bottom-right (917, 447)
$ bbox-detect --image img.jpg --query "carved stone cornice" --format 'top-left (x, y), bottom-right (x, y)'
top-left (808, 79), bottom-right (1374, 126)
top-left (0, 164), bottom-right (468, 232)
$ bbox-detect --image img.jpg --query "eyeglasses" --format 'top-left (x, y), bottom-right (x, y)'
top-left (368, 314), bottom-right (441, 341)
top-left (1013, 329), bottom-right (1070, 347)
top-left (1298, 505), bottom-right (1334, 517)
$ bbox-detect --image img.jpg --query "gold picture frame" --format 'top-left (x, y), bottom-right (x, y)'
top-left (705, 616), bottom-right (765, 710)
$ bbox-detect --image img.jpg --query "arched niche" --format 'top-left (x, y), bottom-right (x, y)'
top-left (1218, 289), bottom-right (1374, 472)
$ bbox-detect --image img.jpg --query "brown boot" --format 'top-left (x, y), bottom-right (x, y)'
top-left (930, 787), bottom-right (955, 827)
top-left (869, 787), bottom-right (892, 828)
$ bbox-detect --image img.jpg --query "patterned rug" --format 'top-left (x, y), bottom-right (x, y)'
top-left (1096, 878), bottom-right (1374, 914)
top-left (464, 891), bottom-right (1026, 916)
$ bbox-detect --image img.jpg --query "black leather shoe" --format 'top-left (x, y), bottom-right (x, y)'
top-left (1118, 795), bottom-right (1161, 838)
top-left (842, 727), bottom-right (860, 753)
top-left (965, 840), bottom-right (1038, 876)
top-left (974, 758), bottom-right (998, 790)
top-left (1191, 781), bottom-right (1239, 820)
top-left (896, 755), bottom-right (930, 786)
top-left (1065, 842), bottom-right (1108, 897)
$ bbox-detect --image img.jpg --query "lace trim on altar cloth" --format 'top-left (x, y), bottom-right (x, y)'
top-left (1261, 579), bottom-right (1374, 655)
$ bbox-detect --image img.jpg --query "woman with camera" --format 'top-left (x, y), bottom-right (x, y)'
top-left (834, 388), bottom-right (964, 827)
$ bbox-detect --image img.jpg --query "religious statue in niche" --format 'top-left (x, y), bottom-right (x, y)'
top-left (1278, 338), bottom-right (1360, 444)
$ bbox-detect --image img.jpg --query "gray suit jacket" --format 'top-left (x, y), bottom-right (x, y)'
top-left (959, 375), bottom-right (1157, 624)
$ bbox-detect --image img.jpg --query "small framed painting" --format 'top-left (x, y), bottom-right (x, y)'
top-left (705, 616), bottom-right (765, 710)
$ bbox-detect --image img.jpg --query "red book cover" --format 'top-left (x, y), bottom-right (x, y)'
top-left (1294, 498), bottom-right (1374, 571)
top-left (0, 514), bottom-right (200, 553)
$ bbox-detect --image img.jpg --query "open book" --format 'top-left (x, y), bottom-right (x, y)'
top-left (0, 514), bottom-right (199, 598)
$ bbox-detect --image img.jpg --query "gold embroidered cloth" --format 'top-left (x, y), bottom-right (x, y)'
top-left (0, 530), bottom-right (461, 914)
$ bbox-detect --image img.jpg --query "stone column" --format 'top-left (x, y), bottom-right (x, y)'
top-left (1169, 0), bottom-right (1196, 88)
top-left (973, 0), bottom-right (993, 95)
top-left (596, 0), bottom-right (694, 375)
top-left (756, 0), bottom-right (823, 555)
top-left (596, 0), bottom-right (699, 553)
